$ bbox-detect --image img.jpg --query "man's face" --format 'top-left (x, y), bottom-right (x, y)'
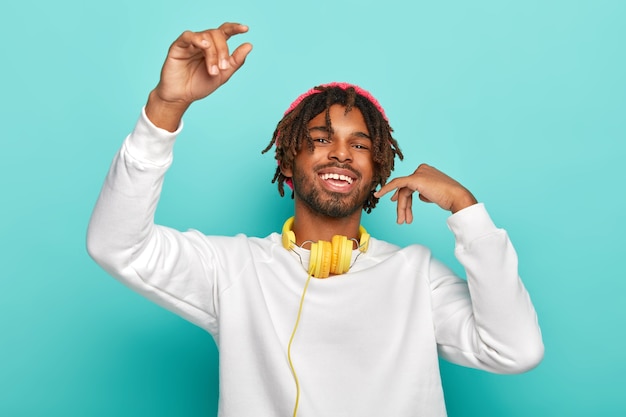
top-left (281, 104), bottom-right (375, 218)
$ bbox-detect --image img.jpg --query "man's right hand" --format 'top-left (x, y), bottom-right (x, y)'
top-left (146, 23), bottom-right (253, 131)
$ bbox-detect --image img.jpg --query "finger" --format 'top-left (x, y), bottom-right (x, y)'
top-left (229, 42), bottom-right (253, 70)
top-left (218, 22), bottom-right (249, 38)
top-left (405, 191), bottom-right (414, 224)
top-left (215, 23), bottom-right (249, 70)
top-left (205, 30), bottom-right (232, 73)
top-left (191, 26), bottom-right (242, 75)
top-left (390, 189), bottom-right (399, 202)
top-left (175, 30), bottom-right (219, 76)
top-left (395, 188), bottom-right (414, 224)
top-left (374, 180), bottom-right (397, 199)
top-left (375, 177), bottom-right (406, 199)
top-left (213, 42), bottom-right (253, 85)
top-left (172, 30), bottom-right (209, 57)
top-left (168, 31), bottom-right (216, 75)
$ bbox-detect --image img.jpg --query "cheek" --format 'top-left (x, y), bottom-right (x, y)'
top-left (369, 163), bottom-right (382, 186)
top-left (361, 156), bottom-right (376, 178)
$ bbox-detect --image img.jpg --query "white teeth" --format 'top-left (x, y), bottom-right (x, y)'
top-left (320, 173), bottom-right (353, 184)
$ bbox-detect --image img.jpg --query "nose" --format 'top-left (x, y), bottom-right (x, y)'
top-left (328, 140), bottom-right (352, 163)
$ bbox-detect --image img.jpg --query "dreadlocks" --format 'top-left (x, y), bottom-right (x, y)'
top-left (261, 85), bottom-right (403, 213)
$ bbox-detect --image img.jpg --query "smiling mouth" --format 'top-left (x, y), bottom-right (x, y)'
top-left (319, 173), bottom-right (354, 185)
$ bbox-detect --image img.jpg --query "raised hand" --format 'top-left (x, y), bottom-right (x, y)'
top-left (374, 164), bottom-right (477, 224)
top-left (146, 23), bottom-right (253, 131)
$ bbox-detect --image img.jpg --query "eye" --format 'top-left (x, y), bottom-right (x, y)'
top-left (353, 143), bottom-right (370, 150)
top-left (312, 137), bottom-right (330, 144)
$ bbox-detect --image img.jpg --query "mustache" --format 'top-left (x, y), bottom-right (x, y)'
top-left (313, 162), bottom-right (361, 180)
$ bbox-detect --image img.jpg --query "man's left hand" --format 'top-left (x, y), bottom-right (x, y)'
top-left (374, 164), bottom-right (478, 224)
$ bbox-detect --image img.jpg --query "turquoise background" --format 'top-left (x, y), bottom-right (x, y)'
top-left (1, 0), bottom-right (624, 415)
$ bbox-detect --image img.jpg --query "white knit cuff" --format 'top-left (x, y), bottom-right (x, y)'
top-left (446, 203), bottom-right (499, 249)
top-left (124, 107), bottom-right (183, 166)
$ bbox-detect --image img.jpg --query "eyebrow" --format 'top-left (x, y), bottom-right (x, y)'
top-left (308, 126), bottom-right (372, 139)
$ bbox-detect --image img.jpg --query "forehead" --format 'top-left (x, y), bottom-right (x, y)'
top-left (306, 104), bottom-right (369, 133)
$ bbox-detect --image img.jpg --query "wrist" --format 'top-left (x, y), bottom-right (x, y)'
top-left (450, 191), bottom-right (478, 214)
top-left (145, 89), bottom-right (190, 132)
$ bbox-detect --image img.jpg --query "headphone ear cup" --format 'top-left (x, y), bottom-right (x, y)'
top-left (282, 217), bottom-right (296, 250)
top-left (309, 242), bottom-right (320, 276)
top-left (283, 230), bottom-right (296, 251)
top-left (358, 227), bottom-right (370, 253)
top-left (330, 235), bottom-right (342, 274)
top-left (310, 241), bottom-right (332, 278)
top-left (331, 235), bottom-right (352, 275)
top-left (339, 238), bottom-right (353, 273)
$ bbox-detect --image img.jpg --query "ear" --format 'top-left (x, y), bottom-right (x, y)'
top-left (280, 161), bottom-right (293, 178)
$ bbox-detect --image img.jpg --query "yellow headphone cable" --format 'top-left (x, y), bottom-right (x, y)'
top-left (287, 265), bottom-right (314, 417)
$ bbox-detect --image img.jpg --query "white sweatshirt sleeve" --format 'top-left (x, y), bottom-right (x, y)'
top-left (86, 109), bottom-right (220, 334)
top-left (430, 203), bottom-right (544, 374)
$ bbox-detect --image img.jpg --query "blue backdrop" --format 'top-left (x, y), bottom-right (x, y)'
top-left (1, 0), bottom-right (624, 415)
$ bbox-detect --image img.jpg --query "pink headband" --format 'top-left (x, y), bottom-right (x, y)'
top-left (280, 82), bottom-right (388, 190)
top-left (284, 82), bottom-right (389, 121)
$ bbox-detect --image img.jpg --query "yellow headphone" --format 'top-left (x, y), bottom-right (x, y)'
top-left (281, 217), bottom-right (370, 278)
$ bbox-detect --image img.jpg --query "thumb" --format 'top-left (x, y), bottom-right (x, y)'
top-left (229, 42), bottom-right (253, 70)
top-left (418, 193), bottom-right (433, 204)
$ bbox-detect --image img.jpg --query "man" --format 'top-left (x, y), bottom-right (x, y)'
top-left (87, 22), bottom-right (543, 417)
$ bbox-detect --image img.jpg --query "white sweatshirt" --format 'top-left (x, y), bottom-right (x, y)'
top-left (87, 109), bottom-right (544, 417)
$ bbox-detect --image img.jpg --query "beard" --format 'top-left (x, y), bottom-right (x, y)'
top-left (291, 165), bottom-right (371, 218)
